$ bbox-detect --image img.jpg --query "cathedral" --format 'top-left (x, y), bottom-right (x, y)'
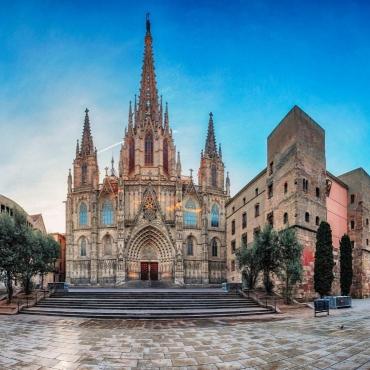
top-left (65, 16), bottom-right (230, 286)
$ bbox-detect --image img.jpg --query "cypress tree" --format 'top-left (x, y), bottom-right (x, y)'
top-left (339, 234), bottom-right (353, 296)
top-left (314, 221), bottom-right (334, 297)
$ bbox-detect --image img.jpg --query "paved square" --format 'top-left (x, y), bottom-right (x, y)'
top-left (0, 300), bottom-right (369, 369)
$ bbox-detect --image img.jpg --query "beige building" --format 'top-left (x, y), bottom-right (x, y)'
top-left (226, 107), bottom-right (370, 298)
top-left (65, 17), bottom-right (229, 286)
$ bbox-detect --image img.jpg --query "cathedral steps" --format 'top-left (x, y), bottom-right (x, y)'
top-left (21, 289), bottom-right (275, 319)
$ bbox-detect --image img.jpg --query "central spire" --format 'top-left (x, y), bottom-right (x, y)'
top-left (138, 13), bottom-right (160, 126)
top-left (204, 112), bottom-right (218, 157)
top-left (81, 108), bottom-right (94, 156)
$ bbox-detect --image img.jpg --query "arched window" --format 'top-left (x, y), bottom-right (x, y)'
top-left (305, 212), bottom-right (310, 223)
top-left (284, 182), bottom-right (288, 194)
top-left (103, 235), bottom-right (112, 256)
top-left (163, 138), bottom-right (169, 174)
top-left (211, 238), bottom-right (218, 257)
top-left (184, 199), bottom-right (198, 227)
top-left (102, 200), bottom-right (114, 225)
top-left (211, 164), bottom-right (217, 187)
top-left (186, 236), bottom-right (194, 256)
top-left (129, 138), bottom-right (135, 173)
top-left (145, 132), bottom-right (153, 165)
top-left (79, 203), bottom-right (88, 226)
top-left (210, 204), bottom-right (219, 227)
top-left (82, 164), bottom-right (87, 184)
top-left (80, 237), bottom-right (87, 257)
top-left (316, 216), bottom-right (320, 226)
top-left (283, 212), bottom-right (288, 224)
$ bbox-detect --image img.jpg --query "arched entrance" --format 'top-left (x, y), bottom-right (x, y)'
top-left (126, 226), bottom-right (175, 281)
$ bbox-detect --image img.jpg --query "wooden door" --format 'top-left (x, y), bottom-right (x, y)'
top-left (141, 262), bottom-right (149, 280)
top-left (149, 262), bottom-right (158, 281)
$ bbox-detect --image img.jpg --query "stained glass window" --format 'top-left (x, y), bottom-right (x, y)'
top-left (211, 238), bottom-right (218, 257)
top-left (211, 204), bottom-right (219, 227)
top-left (184, 199), bottom-right (197, 227)
top-left (102, 201), bottom-right (114, 225)
top-left (187, 236), bottom-right (193, 256)
top-left (79, 203), bottom-right (88, 226)
top-left (80, 237), bottom-right (87, 257)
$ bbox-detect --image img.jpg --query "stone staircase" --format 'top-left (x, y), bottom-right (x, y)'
top-left (21, 289), bottom-right (275, 319)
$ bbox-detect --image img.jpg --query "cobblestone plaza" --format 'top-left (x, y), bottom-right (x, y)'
top-left (0, 300), bottom-right (369, 369)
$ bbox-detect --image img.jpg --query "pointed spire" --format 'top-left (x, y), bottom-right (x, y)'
top-left (204, 112), bottom-right (218, 157)
top-left (76, 139), bottom-right (80, 156)
top-left (176, 151), bottom-right (181, 178)
top-left (218, 143), bottom-right (222, 158)
top-left (67, 168), bottom-right (72, 193)
top-left (138, 13), bottom-right (160, 126)
top-left (128, 100), bottom-right (133, 132)
top-left (226, 171), bottom-right (230, 196)
top-left (111, 156), bottom-right (115, 176)
top-left (81, 108), bottom-right (94, 156)
top-left (164, 102), bottom-right (169, 131)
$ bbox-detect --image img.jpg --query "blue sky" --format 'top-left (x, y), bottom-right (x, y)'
top-left (0, 0), bottom-right (369, 232)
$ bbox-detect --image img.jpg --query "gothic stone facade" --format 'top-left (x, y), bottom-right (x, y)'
top-left (65, 18), bottom-right (229, 286)
top-left (226, 106), bottom-right (370, 298)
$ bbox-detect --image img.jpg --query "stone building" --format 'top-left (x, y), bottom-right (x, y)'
top-left (65, 16), bottom-right (228, 286)
top-left (338, 168), bottom-right (370, 297)
top-left (226, 107), bottom-right (370, 298)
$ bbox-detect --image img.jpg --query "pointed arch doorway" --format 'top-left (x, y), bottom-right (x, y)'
top-left (126, 226), bottom-right (175, 281)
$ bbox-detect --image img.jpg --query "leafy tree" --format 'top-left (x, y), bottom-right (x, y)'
top-left (37, 235), bottom-right (60, 289)
top-left (0, 211), bottom-right (28, 302)
top-left (254, 224), bottom-right (280, 294)
top-left (278, 227), bottom-right (303, 304)
top-left (314, 221), bottom-right (334, 297)
top-left (339, 234), bottom-right (353, 296)
top-left (236, 238), bottom-right (260, 290)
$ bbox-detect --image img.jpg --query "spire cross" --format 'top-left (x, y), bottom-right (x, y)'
top-left (85, 108), bottom-right (89, 114)
top-left (189, 168), bottom-right (193, 178)
top-left (105, 166), bottom-right (109, 176)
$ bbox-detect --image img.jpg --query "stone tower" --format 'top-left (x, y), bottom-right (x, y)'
top-left (198, 113), bottom-right (225, 192)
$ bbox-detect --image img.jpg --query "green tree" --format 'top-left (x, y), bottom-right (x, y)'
top-left (236, 238), bottom-right (260, 290)
top-left (339, 234), bottom-right (353, 296)
top-left (0, 211), bottom-right (28, 302)
top-left (37, 235), bottom-right (60, 289)
top-left (278, 227), bottom-right (303, 304)
top-left (314, 221), bottom-right (334, 297)
top-left (254, 224), bottom-right (280, 294)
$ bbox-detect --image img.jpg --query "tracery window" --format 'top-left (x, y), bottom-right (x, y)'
top-left (82, 164), bottom-right (87, 184)
top-left (103, 235), bottom-right (112, 256)
top-left (102, 200), bottom-right (114, 225)
top-left (210, 204), bottom-right (219, 227)
top-left (184, 199), bottom-right (198, 227)
top-left (80, 237), bottom-right (87, 257)
top-left (186, 236), bottom-right (194, 256)
top-left (163, 138), bottom-right (169, 174)
top-left (145, 132), bottom-right (153, 165)
top-left (129, 138), bottom-right (135, 173)
top-left (211, 164), bottom-right (217, 187)
top-left (79, 203), bottom-right (88, 226)
top-left (211, 238), bottom-right (218, 257)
